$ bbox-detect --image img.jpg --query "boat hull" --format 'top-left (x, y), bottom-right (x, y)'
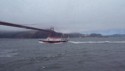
top-left (42, 40), bottom-right (68, 43)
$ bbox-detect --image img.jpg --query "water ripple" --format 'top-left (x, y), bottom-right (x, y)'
top-left (0, 53), bottom-right (64, 71)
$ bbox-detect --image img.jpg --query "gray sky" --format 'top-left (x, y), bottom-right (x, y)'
top-left (0, 0), bottom-right (125, 34)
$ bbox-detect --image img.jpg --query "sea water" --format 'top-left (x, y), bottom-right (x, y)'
top-left (0, 37), bottom-right (125, 71)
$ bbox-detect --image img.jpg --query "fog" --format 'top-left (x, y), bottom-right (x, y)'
top-left (0, 0), bottom-right (125, 34)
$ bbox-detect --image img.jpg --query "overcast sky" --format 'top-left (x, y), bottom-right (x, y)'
top-left (0, 0), bottom-right (125, 34)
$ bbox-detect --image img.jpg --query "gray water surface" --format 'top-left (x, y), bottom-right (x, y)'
top-left (0, 37), bottom-right (125, 71)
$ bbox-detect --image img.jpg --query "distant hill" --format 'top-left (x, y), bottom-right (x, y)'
top-left (0, 31), bottom-right (125, 38)
top-left (108, 34), bottom-right (125, 37)
top-left (0, 31), bottom-right (46, 38)
top-left (0, 31), bottom-right (82, 38)
top-left (0, 30), bottom-right (64, 38)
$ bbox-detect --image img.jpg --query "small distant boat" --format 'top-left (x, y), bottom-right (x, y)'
top-left (39, 37), bottom-right (68, 43)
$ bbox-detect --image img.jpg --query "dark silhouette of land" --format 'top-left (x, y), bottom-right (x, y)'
top-left (0, 21), bottom-right (125, 38)
top-left (0, 30), bottom-right (124, 38)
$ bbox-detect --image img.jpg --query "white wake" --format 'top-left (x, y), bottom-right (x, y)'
top-left (68, 41), bottom-right (125, 44)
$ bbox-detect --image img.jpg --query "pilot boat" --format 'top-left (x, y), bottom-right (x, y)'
top-left (39, 37), bottom-right (68, 43)
top-left (39, 27), bottom-right (68, 43)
